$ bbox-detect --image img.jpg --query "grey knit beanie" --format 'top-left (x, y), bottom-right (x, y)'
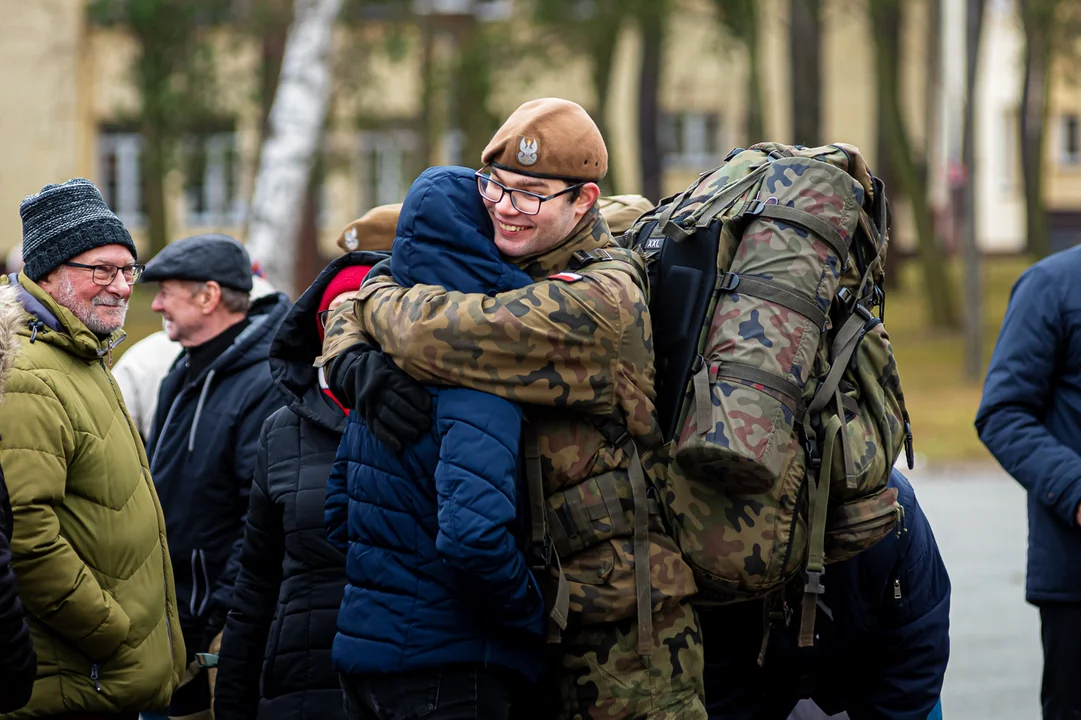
top-left (20, 178), bottom-right (137, 282)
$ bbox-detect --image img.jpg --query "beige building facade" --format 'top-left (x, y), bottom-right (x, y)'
top-left (0, 0), bottom-right (1073, 265)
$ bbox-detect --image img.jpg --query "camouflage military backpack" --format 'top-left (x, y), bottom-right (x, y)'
top-left (622, 142), bottom-right (914, 646)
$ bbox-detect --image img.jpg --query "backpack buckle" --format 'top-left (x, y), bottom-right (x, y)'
top-left (804, 569), bottom-right (825, 596)
top-left (746, 196), bottom-right (778, 217)
top-left (719, 272), bottom-right (740, 292)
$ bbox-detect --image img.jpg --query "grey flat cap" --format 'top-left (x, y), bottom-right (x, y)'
top-left (142, 234), bottom-right (253, 292)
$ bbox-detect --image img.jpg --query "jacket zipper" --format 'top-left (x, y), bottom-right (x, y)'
top-left (190, 550), bottom-right (200, 617)
top-left (90, 662), bottom-right (101, 691)
top-left (894, 578), bottom-right (903, 603)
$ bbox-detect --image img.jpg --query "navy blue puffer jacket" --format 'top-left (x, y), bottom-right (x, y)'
top-left (325, 166), bottom-right (546, 681)
top-left (977, 246), bottom-right (1081, 603)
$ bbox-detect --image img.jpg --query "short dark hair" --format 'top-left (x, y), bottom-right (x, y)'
top-left (565, 184), bottom-right (583, 204)
top-left (189, 281), bottom-right (251, 314)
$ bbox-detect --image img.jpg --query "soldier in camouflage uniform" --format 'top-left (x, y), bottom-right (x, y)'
top-left (318, 98), bottom-right (705, 720)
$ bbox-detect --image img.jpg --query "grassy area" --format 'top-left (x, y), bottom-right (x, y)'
top-left (118, 256), bottom-right (1031, 466)
top-left (887, 256), bottom-right (1030, 466)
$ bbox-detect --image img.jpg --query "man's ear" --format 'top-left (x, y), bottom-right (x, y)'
top-left (199, 280), bottom-right (223, 316)
top-left (577, 182), bottom-right (601, 214)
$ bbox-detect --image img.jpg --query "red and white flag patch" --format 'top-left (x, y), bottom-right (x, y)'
top-left (549, 272), bottom-right (584, 283)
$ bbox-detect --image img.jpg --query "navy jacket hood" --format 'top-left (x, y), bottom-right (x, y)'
top-left (392, 166), bottom-right (530, 294)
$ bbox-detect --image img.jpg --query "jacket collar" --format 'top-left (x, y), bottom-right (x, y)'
top-left (3, 272), bottom-right (126, 361)
top-left (515, 206), bottom-right (613, 280)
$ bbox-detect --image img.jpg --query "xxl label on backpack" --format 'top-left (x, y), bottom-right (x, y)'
top-left (675, 159), bottom-right (863, 493)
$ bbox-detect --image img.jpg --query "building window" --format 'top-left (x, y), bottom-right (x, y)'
top-left (183, 132), bottom-right (242, 226)
top-left (409, 0), bottom-right (512, 21)
top-left (659, 111), bottom-right (723, 171)
top-left (1061, 114), bottom-right (1081, 166)
top-left (356, 129), bottom-right (419, 213)
top-left (97, 131), bottom-right (145, 228)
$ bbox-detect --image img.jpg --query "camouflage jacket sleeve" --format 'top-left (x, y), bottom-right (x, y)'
top-left (320, 262), bottom-right (653, 415)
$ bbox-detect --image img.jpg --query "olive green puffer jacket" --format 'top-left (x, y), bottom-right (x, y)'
top-left (0, 272), bottom-right (184, 718)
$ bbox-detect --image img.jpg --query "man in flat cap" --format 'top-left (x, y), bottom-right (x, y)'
top-left (142, 234), bottom-right (291, 720)
top-left (319, 98), bottom-right (705, 719)
top-left (0, 178), bottom-right (184, 716)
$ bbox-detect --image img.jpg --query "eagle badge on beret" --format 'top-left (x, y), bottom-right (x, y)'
top-left (344, 227), bottom-right (359, 251)
top-left (517, 137), bottom-right (539, 166)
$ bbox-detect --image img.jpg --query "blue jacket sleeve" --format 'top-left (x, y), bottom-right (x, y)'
top-left (325, 422), bottom-right (351, 552)
top-left (434, 388), bottom-right (545, 636)
top-left (851, 479), bottom-right (951, 720)
top-left (214, 423), bottom-right (284, 720)
top-left (976, 265), bottom-right (1081, 526)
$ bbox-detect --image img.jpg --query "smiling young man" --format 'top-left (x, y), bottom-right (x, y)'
top-left (319, 98), bottom-right (705, 720)
top-left (0, 178), bottom-right (184, 717)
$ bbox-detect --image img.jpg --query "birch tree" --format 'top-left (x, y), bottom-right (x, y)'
top-left (246, 0), bottom-right (344, 297)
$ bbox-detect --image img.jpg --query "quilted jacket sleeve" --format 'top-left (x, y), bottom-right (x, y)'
top-left (976, 264), bottom-right (1081, 525)
top-left (0, 368), bottom-right (130, 661)
top-left (210, 385), bottom-right (287, 623)
top-left (433, 388), bottom-right (545, 636)
top-left (214, 421), bottom-right (284, 720)
top-left (325, 422), bottom-right (350, 552)
top-left (0, 468), bottom-right (35, 714)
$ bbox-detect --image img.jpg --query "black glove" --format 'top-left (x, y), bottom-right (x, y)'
top-left (326, 342), bottom-right (432, 452)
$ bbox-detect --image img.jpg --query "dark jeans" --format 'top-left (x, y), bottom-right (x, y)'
top-left (340, 665), bottom-right (515, 720)
top-left (1040, 603), bottom-right (1081, 720)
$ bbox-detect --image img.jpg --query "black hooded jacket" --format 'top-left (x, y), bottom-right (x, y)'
top-left (146, 292), bottom-right (292, 651)
top-left (214, 252), bottom-right (385, 720)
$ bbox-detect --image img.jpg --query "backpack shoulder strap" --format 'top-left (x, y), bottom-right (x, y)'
top-left (570, 247), bottom-right (649, 296)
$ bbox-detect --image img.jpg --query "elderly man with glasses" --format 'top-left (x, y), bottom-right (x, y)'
top-left (0, 178), bottom-right (185, 718)
top-left (140, 233), bottom-right (291, 720)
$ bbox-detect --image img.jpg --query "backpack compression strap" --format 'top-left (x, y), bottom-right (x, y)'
top-left (523, 424), bottom-right (570, 643)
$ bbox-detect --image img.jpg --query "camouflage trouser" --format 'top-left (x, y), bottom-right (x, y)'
top-left (556, 601), bottom-right (707, 720)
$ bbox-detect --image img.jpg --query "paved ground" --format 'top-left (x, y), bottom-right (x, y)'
top-left (908, 465), bottom-right (1042, 720)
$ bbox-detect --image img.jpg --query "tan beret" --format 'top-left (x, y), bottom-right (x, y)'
top-left (481, 98), bottom-right (607, 183)
top-left (597, 194), bottom-right (655, 235)
top-left (336, 203), bottom-right (402, 253)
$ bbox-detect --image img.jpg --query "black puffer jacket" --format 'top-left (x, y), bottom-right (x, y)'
top-left (215, 252), bottom-right (385, 720)
top-left (0, 284), bottom-right (35, 713)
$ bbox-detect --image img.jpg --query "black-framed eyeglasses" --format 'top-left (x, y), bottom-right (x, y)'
top-left (63, 261), bottom-right (144, 286)
top-left (475, 171), bottom-right (583, 216)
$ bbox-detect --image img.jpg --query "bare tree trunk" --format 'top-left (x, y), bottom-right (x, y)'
top-left (745, 3), bottom-right (765, 144)
top-left (924, 0), bottom-right (941, 188)
top-left (246, 0), bottom-right (344, 298)
top-left (1020, 5), bottom-right (1052, 258)
top-left (876, 91), bottom-right (900, 290)
top-left (590, 16), bottom-right (622, 194)
top-left (294, 169), bottom-right (321, 294)
top-left (789, 0), bottom-right (821, 146)
top-left (451, 17), bottom-right (498, 170)
top-left (141, 129), bottom-right (170, 256)
top-left (872, 0), bottom-right (959, 328)
top-left (418, 14), bottom-right (438, 170)
top-left (962, 0), bottom-right (986, 380)
top-left (639, 5), bottom-right (664, 202)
